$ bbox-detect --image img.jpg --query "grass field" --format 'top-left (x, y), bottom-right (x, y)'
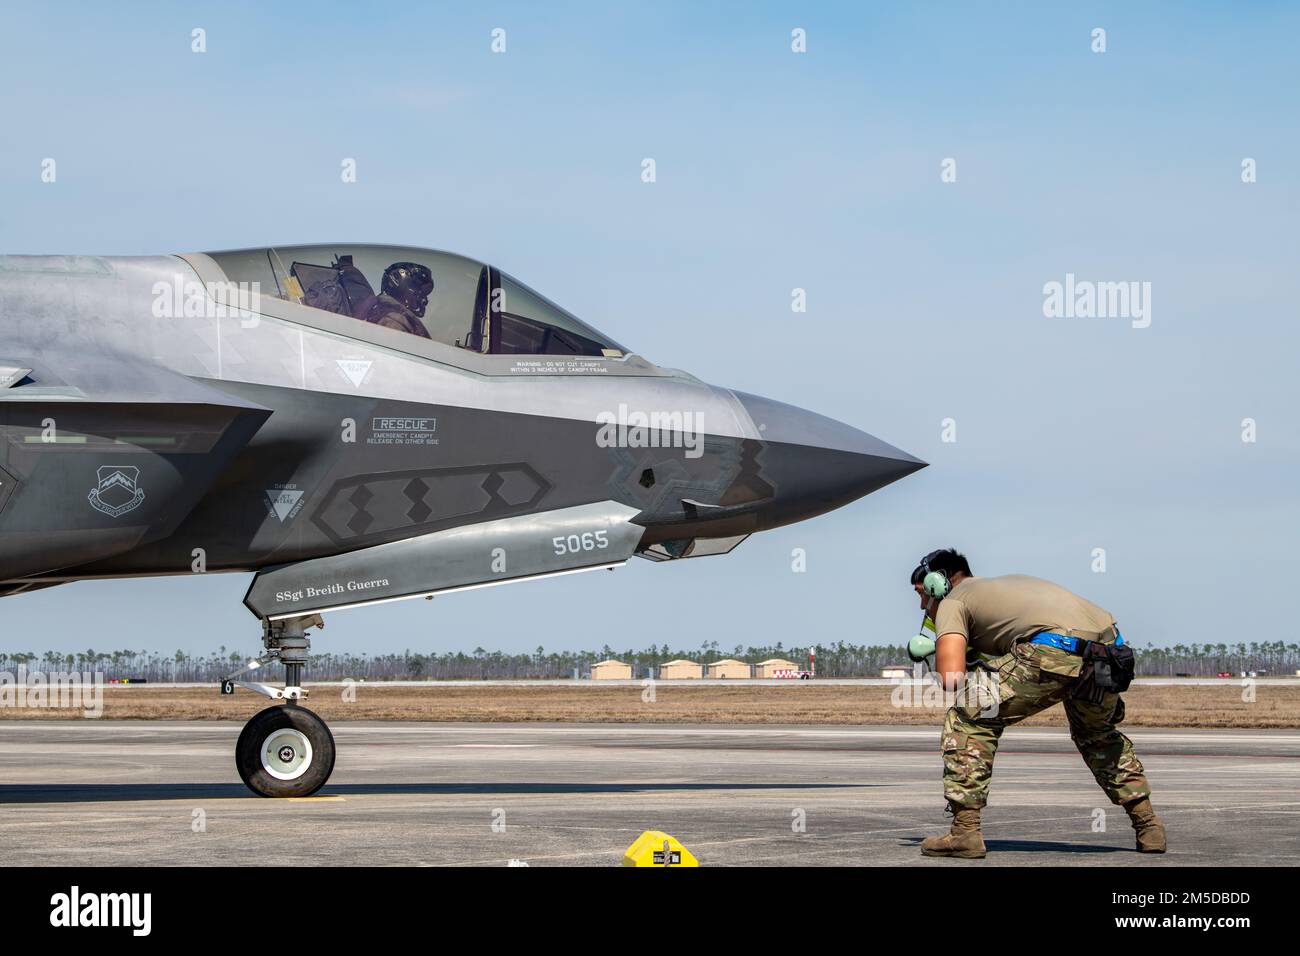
top-left (4, 682), bottom-right (1297, 727)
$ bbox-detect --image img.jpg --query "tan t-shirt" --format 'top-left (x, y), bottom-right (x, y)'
top-left (934, 575), bottom-right (1118, 660)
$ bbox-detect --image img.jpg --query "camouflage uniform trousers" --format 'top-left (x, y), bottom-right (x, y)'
top-left (941, 642), bottom-right (1151, 809)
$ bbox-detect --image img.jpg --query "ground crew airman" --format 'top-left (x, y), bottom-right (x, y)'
top-left (908, 548), bottom-right (1166, 858)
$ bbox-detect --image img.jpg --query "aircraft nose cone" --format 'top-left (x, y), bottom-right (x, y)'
top-left (731, 389), bottom-right (926, 530)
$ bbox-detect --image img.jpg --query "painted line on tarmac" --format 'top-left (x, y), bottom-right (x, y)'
top-left (286, 796), bottom-right (346, 802)
top-left (5, 722), bottom-right (1300, 746)
top-left (330, 726), bottom-right (1300, 746)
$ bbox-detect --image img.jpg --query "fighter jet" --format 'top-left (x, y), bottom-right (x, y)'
top-left (0, 245), bottom-right (925, 796)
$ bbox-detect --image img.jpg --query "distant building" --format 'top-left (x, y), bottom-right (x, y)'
top-left (591, 660), bottom-right (632, 680)
top-left (881, 665), bottom-right (913, 680)
top-left (753, 658), bottom-right (800, 679)
top-left (707, 659), bottom-right (751, 679)
top-left (659, 659), bottom-right (703, 680)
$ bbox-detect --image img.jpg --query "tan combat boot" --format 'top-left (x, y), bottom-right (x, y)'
top-left (920, 802), bottom-right (987, 859)
top-left (1124, 797), bottom-right (1167, 853)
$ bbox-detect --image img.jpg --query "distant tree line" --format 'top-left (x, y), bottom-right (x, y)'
top-left (1, 641), bottom-right (1296, 682)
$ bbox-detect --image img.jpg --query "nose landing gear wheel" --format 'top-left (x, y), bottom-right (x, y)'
top-left (236, 704), bottom-right (335, 797)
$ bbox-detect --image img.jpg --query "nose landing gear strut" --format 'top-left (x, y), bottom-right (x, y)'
top-left (220, 615), bottom-right (335, 798)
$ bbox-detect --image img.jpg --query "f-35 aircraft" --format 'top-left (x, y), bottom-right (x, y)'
top-left (0, 245), bottom-right (925, 796)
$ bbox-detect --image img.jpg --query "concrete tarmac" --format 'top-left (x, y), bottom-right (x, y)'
top-left (1, 721), bottom-right (1297, 866)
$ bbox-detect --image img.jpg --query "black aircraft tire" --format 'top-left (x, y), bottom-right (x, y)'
top-left (235, 704), bottom-right (335, 798)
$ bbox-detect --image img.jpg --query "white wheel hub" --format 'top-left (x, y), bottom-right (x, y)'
top-left (261, 728), bottom-right (313, 781)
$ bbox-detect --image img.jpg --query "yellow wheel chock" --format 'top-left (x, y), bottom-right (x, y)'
top-left (622, 830), bottom-right (699, 867)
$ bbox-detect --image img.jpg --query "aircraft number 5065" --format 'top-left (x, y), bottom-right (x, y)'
top-left (553, 530), bottom-right (608, 555)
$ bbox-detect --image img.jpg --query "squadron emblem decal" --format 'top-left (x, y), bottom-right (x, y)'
top-left (88, 465), bottom-right (146, 518)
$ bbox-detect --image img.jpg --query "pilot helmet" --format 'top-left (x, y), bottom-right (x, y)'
top-left (381, 262), bottom-right (434, 317)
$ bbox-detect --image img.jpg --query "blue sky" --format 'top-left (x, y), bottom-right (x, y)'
top-left (1, 3), bottom-right (1296, 658)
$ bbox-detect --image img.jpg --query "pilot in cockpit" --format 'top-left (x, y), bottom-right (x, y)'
top-left (354, 262), bottom-right (435, 338)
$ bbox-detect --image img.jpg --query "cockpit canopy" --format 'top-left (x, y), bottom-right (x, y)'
top-left (207, 245), bottom-right (626, 358)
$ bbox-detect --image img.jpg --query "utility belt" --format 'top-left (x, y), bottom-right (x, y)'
top-left (1027, 626), bottom-right (1134, 702)
top-left (1028, 630), bottom-right (1124, 654)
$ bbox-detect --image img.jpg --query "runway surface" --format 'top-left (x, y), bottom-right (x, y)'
top-left (92, 677), bottom-right (1300, 687)
top-left (2, 721), bottom-right (1297, 866)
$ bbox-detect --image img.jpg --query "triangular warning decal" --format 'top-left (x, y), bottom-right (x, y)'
top-left (336, 359), bottom-right (372, 388)
top-left (266, 489), bottom-right (304, 522)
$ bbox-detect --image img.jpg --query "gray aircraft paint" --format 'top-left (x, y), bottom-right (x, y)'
top-left (0, 249), bottom-right (925, 618)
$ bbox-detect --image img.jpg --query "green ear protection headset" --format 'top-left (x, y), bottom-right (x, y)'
top-left (907, 551), bottom-right (951, 662)
top-left (918, 551), bottom-right (951, 600)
